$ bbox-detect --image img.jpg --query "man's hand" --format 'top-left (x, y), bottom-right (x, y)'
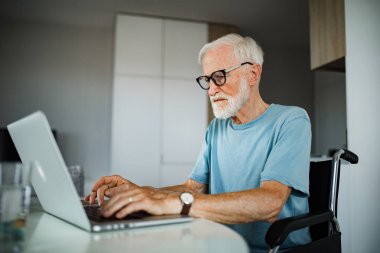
top-left (84, 175), bottom-right (139, 205)
top-left (101, 187), bottom-right (182, 218)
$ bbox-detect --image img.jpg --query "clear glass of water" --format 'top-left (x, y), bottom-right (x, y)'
top-left (0, 162), bottom-right (32, 252)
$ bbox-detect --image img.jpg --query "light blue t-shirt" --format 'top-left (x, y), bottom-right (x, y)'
top-left (190, 104), bottom-right (312, 253)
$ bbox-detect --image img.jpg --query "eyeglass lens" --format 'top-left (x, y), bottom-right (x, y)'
top-left (197, 71), bottom-right (225, 90)
top-left (211, 71), bottom-right (226, 85)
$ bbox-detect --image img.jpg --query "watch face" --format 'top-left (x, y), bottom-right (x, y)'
top-left (181, 192), bottom-right (194, 204)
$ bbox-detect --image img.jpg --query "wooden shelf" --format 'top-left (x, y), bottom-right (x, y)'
top-left (309, 0), bottom-right (345, 70)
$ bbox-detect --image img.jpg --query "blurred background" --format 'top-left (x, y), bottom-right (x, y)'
top-left (0, 0), bottom-right (346, 187)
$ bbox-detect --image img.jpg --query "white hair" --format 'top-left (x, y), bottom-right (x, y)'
top-left (198, 33), bottom-right (264, 66)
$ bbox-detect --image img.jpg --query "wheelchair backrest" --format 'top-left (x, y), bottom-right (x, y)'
top-left (308, 159), bottom-right (337, 240)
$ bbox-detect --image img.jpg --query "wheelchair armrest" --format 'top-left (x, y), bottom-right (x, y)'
top-left (265, 210), bottom-right (334, 248)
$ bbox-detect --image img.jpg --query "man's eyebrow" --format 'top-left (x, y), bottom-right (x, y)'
top-left (204, 67), bottom-right (224, 76)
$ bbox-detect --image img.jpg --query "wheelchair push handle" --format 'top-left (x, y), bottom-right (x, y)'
top-left (340, 149), bottom-right (359, 164)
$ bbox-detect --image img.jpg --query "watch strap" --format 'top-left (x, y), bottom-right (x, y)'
top-left (180, 203), bottom-right (191, 216)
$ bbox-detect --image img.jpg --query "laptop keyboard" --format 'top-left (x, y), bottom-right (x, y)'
top-left (84, 205), bottom-right (151, 222)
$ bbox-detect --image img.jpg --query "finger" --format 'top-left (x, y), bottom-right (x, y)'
top-left (104, 188), bottom-right (141, 209)
top-left (102, 191), bottom-right (143, 217)
top-left (115, 200), bottom-right (148, 219)
top-left (97, 185), bottom-right (110, 206)
top-left (92, 176), bottom-right (113, 192)
top-left (89, 191), bottom-right (97, 205)
top-left (84, 194), bottom-right (95, 203)
top-left (92, 175), bottom-right (123, 192)
top-left (102, 195), bottom-right (131, 217)
top-left (105, 184), bottom-right (131, 197)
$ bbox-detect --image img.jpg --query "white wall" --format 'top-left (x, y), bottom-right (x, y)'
top-left (339, 0), bottom-right (380, 252)
top-left (0, 19), bottom-right (113, 193)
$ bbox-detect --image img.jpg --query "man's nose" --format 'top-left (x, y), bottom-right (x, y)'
top-left (208, 81), bottom-right (220, 97)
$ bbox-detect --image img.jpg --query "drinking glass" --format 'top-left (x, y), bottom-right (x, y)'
top-left (0, 162), bottom-right (32, 253)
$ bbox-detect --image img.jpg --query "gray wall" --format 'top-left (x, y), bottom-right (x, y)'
top-left (0, 19), bottom-right (113, 189)
top-left (260, 46), bottom-right (315, 150)
top-left (0, 18), bottom-right (314, 192)
top-left (261, 45), bottom-right (314, 116)
top-left (313, 71), bottom-right (346, 155)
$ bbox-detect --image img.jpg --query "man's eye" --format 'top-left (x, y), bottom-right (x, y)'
top-left (200, 77), bottom-right (209, 82)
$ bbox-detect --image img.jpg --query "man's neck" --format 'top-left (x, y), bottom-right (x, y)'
top-left (231, 95), bottom-right (269, 125)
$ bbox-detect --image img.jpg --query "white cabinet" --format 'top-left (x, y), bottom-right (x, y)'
top-left (111, 76), bottom-right (162, 186)
top-left (111, 14), bottom-right (208, 187)
top-left (114, 15), bottom-right (163, 76)
top-left (161, 164), bottom-right (194, 186)
top-left (164, 20), bottom-right (208, 78)
top-left (162, 79), bottom-right (207, 164)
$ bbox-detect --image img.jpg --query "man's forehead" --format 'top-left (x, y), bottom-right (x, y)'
top-left (202, 45), bottom-right (237, 74)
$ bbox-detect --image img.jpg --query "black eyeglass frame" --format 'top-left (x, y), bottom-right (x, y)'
top-left (196, 62), bottom-right (253, 90)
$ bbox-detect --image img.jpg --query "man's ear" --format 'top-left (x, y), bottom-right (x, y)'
top-left (249, 64), bottom-right (262, 85)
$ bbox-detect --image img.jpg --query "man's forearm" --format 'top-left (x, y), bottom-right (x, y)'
top-left (189, 181), bottom-right (291, 224)
top-left (159, 185), bottom-right (190, 192)
top-left (148, 179), bottom-right (207, 194)
top-left (142, 184), bottom-right (195, 193)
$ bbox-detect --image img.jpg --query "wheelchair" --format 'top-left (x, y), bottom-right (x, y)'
top-left (265, 149), bottom-right (359, 253)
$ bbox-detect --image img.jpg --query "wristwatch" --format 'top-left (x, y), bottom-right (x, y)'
top-left (179, 192), bottom-right (194, 215)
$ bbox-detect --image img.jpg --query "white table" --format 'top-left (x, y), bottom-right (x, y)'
top-left (25, 212), bottom-right (249, 253)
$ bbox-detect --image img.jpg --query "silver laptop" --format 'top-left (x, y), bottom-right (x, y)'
top-left (7, 111), bottom-right (193, 232)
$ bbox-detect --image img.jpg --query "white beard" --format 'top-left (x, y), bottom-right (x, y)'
top-left (210, 79), bottom-right (250, 119)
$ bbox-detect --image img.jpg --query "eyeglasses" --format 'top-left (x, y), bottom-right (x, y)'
top-left (196, 62), bottom-right (253, 90)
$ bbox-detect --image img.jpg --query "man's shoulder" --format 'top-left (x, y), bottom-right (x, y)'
top-left (270, 104), bottom-right (310, 123)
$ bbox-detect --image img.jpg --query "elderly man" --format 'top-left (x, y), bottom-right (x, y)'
top-left (86, 34), bottom-right (311, 252)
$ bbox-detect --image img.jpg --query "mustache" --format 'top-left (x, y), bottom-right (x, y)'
top-left (210, 93), bottom-right (231, 103)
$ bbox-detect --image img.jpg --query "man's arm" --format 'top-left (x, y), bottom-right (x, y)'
top-left (188, 180), bottom-right (291, 224)
top-left (156, 179), bottom-right (207, 194)
top-left (101, 179), bottom-right (291, 224)
top-left (85, 175), bottom-right (207, 205)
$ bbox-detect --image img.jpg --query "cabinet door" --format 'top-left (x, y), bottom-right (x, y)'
top-left (161, 164), bottom-right (194, 186)
top-left (309, 0), bottom-right (345, 69)
top-left (112, 15), bottom-right (208, 187)
top-left (111, 76), bottom-right (161, 187)
top-left (164, 20), bottom-right (208, 79)
top-left (161, 79), bottom-right (208, 165)
top-left (115, 15), bottom-right (163, 76)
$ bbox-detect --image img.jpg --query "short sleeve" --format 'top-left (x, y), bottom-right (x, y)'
top-left (189, 126), bottom-right (211, 185)
top-left (260, 115), bottom-right (311, 197)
